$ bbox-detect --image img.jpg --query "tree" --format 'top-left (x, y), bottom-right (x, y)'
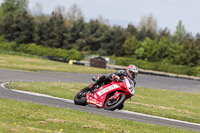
top-left (14, 12), bottom-right (35, 44)
top-left (136, 26), bottom-right (156, 41)
top-left (3, 12), bottom-right (35, 43)
top-left (31, 2), bottom-right (47, 25)
top-left (157, 37), bottom-right (172, 62)
top-left (195, 33), bottom-right (200, 50)
top-left (138, 13), bottom-right (158, 34)
top-left (157, 27), bottom-right (171, 40)
top-left (123, 34), bottom-right (140, 56)
top-left (2, 13), bottom-right (16, 41)
top-left (63, 4), bottom-right (85, 49)
top-left (31, 2), bottom-right (43, 16)
top-left (66, 18), bottom-right (86, 49)
top-left (0, 6), bottom-right (4, 35)
top-left (126, 24), bottom-right (137, 36)
top-left (173, 20), bottom-right (186, 44)
top-left (179, 36), bottom-right (199, 66)
top-left (40, 12), bottom-right (68, 48)
top-left (33, 19), bottom-right (47, 45)
top-left (97, 15), bottom-right (109, 25)
top-left (164, 41), bottom-right (182, 65)
top-left (54, 5), bottom-right (66, 16)
top-left (136, 13), bottom-right (158, 41)
top-left (79, 19), bottom-right (109, 52)
top-left (0, 0), bottom-right (28, 16)
top-left (135, 37), bottom-right (161, 61)
top-left (100, 26), bottom-right (126, 56)
top-left (0, 0), bottom-right (29, 36)
top-left (65, 4), bottom-right (84, 26)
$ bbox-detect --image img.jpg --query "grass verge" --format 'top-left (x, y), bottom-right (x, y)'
top-left (6, 82), bottom-right (200, 124)
top-left (0, 52), bottom-right (115, 74)
top-left (0, 98), bottom-right (197, 133)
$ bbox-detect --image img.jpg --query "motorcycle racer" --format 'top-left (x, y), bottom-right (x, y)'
top-left (74, 64), bottom-right (138, 110)
top-left (90, 64), bottom-right (138, 89)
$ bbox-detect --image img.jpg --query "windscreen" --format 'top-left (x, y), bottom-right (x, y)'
top-left (125, 77), bottom-right (135, 96)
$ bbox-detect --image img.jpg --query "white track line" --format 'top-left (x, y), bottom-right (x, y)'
top-left (0, 82), bottom-right (73, 103)
top-left (117, 110), bottom-right (200, 126)
top-left (0, 82), bottom-right (9, 90)
top-left (1, 82), bottom-right (200, 127)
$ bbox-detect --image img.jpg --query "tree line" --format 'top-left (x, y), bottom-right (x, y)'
top-left (0, 0), bottom-right (199, 67)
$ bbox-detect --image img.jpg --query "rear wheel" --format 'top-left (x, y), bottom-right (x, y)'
top-left (104, 94), bottom-right (126, 111)
top-left (74, 87), bottom-right (90, 106)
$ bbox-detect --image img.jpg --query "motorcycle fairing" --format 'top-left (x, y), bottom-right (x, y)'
top-left (97, 84), bottom-right (120, 96)
top-left (87, 82), bottom-right (125, 108)
top-left (125, 77), bottom-right (135, 96)
top-left (113, 91), bottom-right (125, 100)
top-left (86, 93), bottom-right (105, 107)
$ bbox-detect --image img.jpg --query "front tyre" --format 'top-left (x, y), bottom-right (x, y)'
top-left (118, 104), bottom-right (124, 110)
top-left (104, 94), bottom-right (126, 111)
top-left (74, 87), bottom-right (89, 106)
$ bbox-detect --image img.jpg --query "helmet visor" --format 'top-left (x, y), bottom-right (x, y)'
top-left (129, 70), bottom-right (137, 79)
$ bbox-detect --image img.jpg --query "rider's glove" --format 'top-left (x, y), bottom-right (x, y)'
top-left (109, 74), bottom-right (114, 79)
top-left (112, 75), bottom-right (121, 82)
top-left (99, 75), bottom-right (107, 81)
top-left (89, 84), bottom-right (94, 89)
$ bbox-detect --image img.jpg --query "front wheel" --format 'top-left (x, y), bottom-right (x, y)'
top-left (74, 87), bottom-right (90, 106)
top-left (104, 94), bottom-right (126, 111)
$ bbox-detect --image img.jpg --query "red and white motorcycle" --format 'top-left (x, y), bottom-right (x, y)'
top-left (74, 75), bottom-right (135, 110)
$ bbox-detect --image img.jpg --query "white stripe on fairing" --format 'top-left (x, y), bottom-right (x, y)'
top-left (1, 82), bottom-right (200, 127)
top-left (0, 82), bottom-right (74, 103)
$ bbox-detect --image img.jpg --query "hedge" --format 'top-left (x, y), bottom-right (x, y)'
top-left (0, 41), bottom-right (84, 60)
top-left (114, 57), bottom-right (200, 77)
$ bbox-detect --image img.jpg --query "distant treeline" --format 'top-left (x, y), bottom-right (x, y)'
top-left (0, 0), bottom-right (199, 67)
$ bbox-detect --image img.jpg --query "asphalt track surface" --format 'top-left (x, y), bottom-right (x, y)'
top-left (0, 69), bottom-right (200, 131)
top-left (0, 69), bottom-right (200, 92)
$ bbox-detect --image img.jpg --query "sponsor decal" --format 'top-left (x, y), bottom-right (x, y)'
top-left (97, 84), bottom-right (119, 96)
top-left (96, 102), bottom-right (103, 107)
top-left (87, 98), bottom-right (97, 104)
top-left (87, 100), bottom-right (97, 104)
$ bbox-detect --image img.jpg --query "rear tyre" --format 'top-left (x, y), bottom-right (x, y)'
top-left (104, 94), bottom-right (126, 111)
top-left (74, 87), bottom-right (90, 106)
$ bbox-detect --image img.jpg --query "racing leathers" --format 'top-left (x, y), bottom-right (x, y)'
top-left (90, 70), bottom-right (136, 89)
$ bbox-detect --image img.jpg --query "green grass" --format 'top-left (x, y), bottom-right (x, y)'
top-left (0, 98), bottom-right (197, 133)
top-left (0, 51), bottom-right (115, 74)
top-left (6, 82), bottom-right (200, 124)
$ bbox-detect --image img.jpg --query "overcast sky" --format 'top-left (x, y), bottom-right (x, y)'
top-left (1, 0), bottom-right (200, 35)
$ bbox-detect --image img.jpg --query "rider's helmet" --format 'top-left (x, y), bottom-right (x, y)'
top-left (127, 65), bottom-right (138, 80)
